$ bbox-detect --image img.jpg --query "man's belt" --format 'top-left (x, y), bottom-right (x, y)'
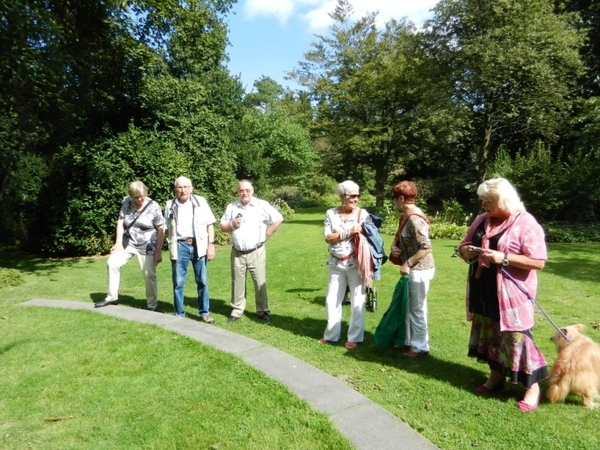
top-left (177, 237), bottom-right (195, 244)
top-left (235, 242), bottom-right (264, 254)
top-left (332, 253), bottom-right (353, 261)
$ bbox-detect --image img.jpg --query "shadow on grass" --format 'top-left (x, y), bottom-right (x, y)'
top-left (544, 243), bottom-right (600, 284)
top-left (0, 245), bottom-right (98, 275)
top-left (92, 287), bottom-right (512, 402)
top-left (89, 293), bottom-right (173, 312)
top-left (286, 219), bottom-right (324, 227)
top-left (221, 291), bottom-right (502, 395)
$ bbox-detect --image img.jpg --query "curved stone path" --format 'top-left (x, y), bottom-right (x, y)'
top-left (21, 299), bottom-right (439, 450)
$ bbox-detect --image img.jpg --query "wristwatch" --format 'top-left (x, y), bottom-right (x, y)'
top-left (501, 253), bottom-right (509, 267)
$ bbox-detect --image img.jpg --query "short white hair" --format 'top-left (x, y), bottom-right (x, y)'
top-left (477, 178), bottom-right (525, 213)
top-left (174, 176), bottom-right (192, 188)
top-left (337, 180), bottom-right (360, 196)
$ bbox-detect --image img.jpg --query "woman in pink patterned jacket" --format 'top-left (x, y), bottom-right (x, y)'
top-left (456, 178), bottom-right (549, 412)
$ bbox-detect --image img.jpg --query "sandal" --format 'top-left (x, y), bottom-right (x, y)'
top-left (517, 399), bottom-right (539, 412)
top-left (344, 341), bottom-right (358, 350)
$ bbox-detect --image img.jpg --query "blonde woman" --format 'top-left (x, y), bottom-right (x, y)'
top-left (456, 178), bottom-right (549, 412)
top-left (96, 181), bottom-right (164, 311)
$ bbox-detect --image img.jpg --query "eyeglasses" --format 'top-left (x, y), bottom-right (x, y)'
top-left (345, 194), bottom-right (360, 199)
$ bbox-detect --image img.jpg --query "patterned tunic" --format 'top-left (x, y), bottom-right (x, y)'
top-left (120, 197), bottom-right (164, 255)
top-left (395, 206), bottom-right (434, 271)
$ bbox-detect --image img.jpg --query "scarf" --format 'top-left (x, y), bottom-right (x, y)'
top-left (475, 212), bottom-right (520, 278)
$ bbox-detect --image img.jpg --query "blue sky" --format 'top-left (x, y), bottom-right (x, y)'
top-left (225, 0), bottom-right (439, 92)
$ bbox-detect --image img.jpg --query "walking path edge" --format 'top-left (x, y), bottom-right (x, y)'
top-left (20, 299), bottom-right (439, 450)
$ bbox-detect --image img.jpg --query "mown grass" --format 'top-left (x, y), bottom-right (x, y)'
top-left (1, 207), bottom-right (600, 449)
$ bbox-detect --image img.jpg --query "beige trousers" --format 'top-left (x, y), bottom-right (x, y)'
top-left (229, 246), bottom-right (269, 318)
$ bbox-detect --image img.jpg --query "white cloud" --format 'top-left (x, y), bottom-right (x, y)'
top-left (243, 0), bottom-right (439, 29)
top-left (244, 0), bottom-right (295, 23)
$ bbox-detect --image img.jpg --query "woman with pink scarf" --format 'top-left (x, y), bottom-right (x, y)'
top-left (319, 180), bottom-right (368, 350)
top-left (456, 178), bottom-right (549, 412)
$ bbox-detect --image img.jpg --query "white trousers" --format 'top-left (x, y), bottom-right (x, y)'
top-left (405, 268), bottom-right (435, 353)
top-left (323, 263), bottom-right (366, 343)
top-left (105, 248), bottom-right (157, 309)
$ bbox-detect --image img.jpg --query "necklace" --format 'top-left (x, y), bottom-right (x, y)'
top-left (339, 207), bottom-right (356, 223)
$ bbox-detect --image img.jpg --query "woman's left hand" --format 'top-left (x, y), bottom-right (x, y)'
top-left (153, 252), bottom-right (163, 265)
top-left (400, 263), bottom-right (410, 276)
top-left (481, 249), bottom-right (503, 265)
top-left (350, 223), bottom-right (362, 235)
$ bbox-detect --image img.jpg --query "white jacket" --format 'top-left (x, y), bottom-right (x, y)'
top-left (164, 195), bottom-right (216, 260)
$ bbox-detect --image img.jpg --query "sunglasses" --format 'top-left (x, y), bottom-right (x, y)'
top-left (345, 194), bottom-right (360, 199)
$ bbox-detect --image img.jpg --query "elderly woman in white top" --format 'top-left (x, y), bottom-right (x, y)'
top-left (319, 180), bottom-right (368, 350)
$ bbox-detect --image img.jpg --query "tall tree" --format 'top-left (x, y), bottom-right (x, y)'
top-left (292, 0), bottom-right (449, 206)
top-left (230, 77), bottom-right (317, 191)
top-left (423, 0), bottom-right (585, 188)
top-left (564, 0), bottom-right (600, 97)
top-left (0, 0), bottom-right (241, 255)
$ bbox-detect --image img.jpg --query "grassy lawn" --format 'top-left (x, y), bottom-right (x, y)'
top-left (2, 207), bottom-right (600, 449)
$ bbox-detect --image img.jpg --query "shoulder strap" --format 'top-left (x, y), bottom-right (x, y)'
top-left (125, 200), bottom-right (153, 230)
top-left (398, 212), bottom-right (429, 234)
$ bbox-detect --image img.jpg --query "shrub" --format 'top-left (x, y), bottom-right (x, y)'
top-left (431, 198), bottom-right (471, 226)
top-left (430, 222), bottom-right (469, 240)
top-left (271, 198), bottom-right (295, 222)
top-left (0, 153), bottom-right (49, 245)
top-left (28, 125), bottom-right (234, 257)
top-left (0, 268), bottom-right (24, 288)
top-left (487, 143), bottom-right (565, 221)
top-left (544, 222), bottom-right (600, 243)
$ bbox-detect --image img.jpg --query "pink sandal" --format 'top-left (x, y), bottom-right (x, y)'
top-left (344, 341), bottom-right (357, 350)
top-left (517, 400), bottom-right (539, 412)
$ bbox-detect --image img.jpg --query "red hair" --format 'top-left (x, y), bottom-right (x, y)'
top-left (390, 181), bottom-right (417, 201)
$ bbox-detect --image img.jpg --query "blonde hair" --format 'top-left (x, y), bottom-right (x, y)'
top-left (128, 181), bottom-right (148, 197)
top-left (477, 178), bottom-right (525, 214)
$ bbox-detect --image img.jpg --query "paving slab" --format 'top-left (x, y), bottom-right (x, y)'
top-left (20, 299), bottom-right (439, 450)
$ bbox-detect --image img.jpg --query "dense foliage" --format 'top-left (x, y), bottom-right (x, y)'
top-left (2, 0), bottom-right (600, 256)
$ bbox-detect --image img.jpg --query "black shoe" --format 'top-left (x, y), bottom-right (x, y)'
top-left (147, 306), bottom-right (159, 312)
top-left (228, 315), bottom-right (240, 323)
top-left (94, 299), bottom-right (118, 308)
top-left (258, 312), bottom-right (271, 322)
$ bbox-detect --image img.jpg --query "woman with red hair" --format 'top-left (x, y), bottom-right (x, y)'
top-left (389, 181), bottom-right (435, 357)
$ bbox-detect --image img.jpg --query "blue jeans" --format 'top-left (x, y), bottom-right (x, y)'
top-left (171, 241), bottom-right (210, 317)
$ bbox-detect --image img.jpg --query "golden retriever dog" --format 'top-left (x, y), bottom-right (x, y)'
top-left (547, 324), bottom-right (600, 409)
